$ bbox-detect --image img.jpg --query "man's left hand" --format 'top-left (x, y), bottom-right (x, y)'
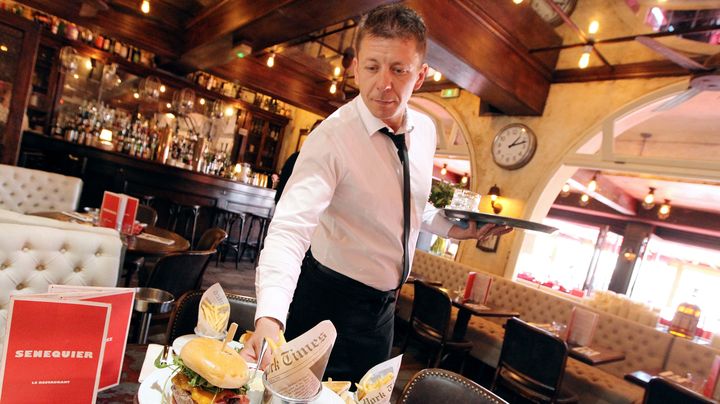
top-left (447, 221), bottom-right (513, 241)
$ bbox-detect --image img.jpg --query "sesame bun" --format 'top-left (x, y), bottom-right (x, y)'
top-left (180, 337), bottom-right (249, 389)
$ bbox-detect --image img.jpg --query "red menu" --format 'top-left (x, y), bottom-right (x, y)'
top-left (566, 307), bottom-right (599, 346)
top-left (0, 297), bottom-right (110, 404)
top-left (47, 285), bottom-right (135, 390)
top-left (703, 354), bottom-right (720, 399)
top-left (98, 191), bottom-right (138, 234)
top-left (462, 272), bottom-right (493, 304)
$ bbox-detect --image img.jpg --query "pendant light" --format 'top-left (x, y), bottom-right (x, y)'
top-left (658, 199), bottom-right (671, 220)
top-left (642, 187), bottom-right (656, 210)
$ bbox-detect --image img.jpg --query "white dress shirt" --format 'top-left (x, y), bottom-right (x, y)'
top-left (255, 96), bottom-right (454, 325)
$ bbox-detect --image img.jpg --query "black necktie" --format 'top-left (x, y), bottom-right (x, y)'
top-left (378, 127), bottom-right (410, 290)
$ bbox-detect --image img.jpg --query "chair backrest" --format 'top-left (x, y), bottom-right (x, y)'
top-left (410, 280), bottom-right (452, 341)
top-left (644, 377), bottom-right (715, 404)
top-left (492, 318), bottom-right (569, 402)
top-left (165, 290), bottom-right (257, 344)
top-left (136, 204), bottom-right (158, 227)
top-left (144, 250), bottom-right (214, 299)
top-left (0, 164), bottom-right (82, 213)
top-left (195, 227), bottom-right (228, 252)
top-left (398, 368), bottom-right (507, 404)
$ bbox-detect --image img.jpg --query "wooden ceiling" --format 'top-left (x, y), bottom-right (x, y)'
top-left (19, 0), bottom-right (701, 117)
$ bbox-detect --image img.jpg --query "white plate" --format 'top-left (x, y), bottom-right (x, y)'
top-left (172, 334), bottom-right (244, 356)
top-left (138, 367), bottom-right (344, 404)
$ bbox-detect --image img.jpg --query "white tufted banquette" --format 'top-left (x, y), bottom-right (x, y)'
top-left (402, 250), bottom-right (720, 404)
top-left (0, 164), bottom-right (82, 214)
top-left (0, 209), bottom-right (122, 350)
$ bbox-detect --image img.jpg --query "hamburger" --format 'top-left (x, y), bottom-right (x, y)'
top-left (171, 337), bottom-right (251, 404)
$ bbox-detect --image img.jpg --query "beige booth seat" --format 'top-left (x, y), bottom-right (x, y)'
top-left (0, 164), bottom-right (82, 213)
top-left (403, 251), bottom-right (691, 404)
top-left (0, 209), bottom-right (122, 350)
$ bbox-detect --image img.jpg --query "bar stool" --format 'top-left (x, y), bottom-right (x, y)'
top-left (238, 213), bottom-right (270, 266)
top-left (213, 208), bottom-right (246, 268)
top-left (168, 203), bottom-right (201, 248)
top-left (140, 195), bottom-right (155, 206)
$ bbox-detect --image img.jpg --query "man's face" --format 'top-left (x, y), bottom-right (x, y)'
top-left (353, 35), bottom-right (427, 130)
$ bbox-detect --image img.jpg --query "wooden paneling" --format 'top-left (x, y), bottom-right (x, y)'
top-left (0, 11), bottom-right (39, 165)
top-left (553, 59), bottom-right (693, 83)
top-left (20, 0), bottom-right (181, 57)
top-left (407, 0), bottom-right (561, 115)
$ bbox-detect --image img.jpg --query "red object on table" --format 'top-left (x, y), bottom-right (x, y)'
top-left (463, 272), bottom-right (476, 301)
top-left (99, 191), bottom-right (139, 235)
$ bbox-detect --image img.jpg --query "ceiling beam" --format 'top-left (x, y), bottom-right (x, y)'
top-left (19, 0), bottom-right (181, 57)
top-left (569, 170), bottom-right (638, 216)
top-left (210, 57), bottom-right (337, 117)
top-left (553, 59), bottom-right (693, 83)
top-left (407, 0), bottom-right (561, 115)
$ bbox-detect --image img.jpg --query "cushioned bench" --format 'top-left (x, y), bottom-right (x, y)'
top-left (402, 250), bottom-right (713, 403)
top-left (0, 163), bottom-right (82, 213)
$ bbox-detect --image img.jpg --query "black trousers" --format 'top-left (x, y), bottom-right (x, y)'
top-left (285, 251), bottom-right (396, 383)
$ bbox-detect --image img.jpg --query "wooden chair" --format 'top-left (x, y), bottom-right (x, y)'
top-left (165, 290), bottom-right (257, 344)
top-left (644, 377), bottom-right (715, 404)
top-left (401, 280), bottom-right (473, 372)
top-left (397, 368), bottom-right (507, 404)
top-left (491, 318), bottom-right (577, 403)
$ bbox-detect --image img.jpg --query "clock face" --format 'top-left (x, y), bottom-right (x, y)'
top-left (531, 0), bottom-right (578, 26)
top-left (492, 124), bottom-right (537, 170)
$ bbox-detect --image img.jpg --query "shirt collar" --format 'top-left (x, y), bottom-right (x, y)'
top-left (354, 96), bottom-right (415, 137)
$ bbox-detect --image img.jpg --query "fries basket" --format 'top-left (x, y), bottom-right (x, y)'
top-left (261, 372), bottom-right (322, 404)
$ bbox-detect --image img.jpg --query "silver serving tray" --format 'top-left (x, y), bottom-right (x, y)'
top-left (444, 209), bottom-right (559, 234)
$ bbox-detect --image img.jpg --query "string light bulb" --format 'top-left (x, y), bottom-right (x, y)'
top-left (329, 79), bottom-right (337, 94)
top-left (588, 20), bottom-right (600, 35)
top-left (433, 71), bottom-right (442, 81)
top-left (578, 45), bottom-right (592, 69)
top-left (199, 98), bottom-right (206, 105)
top-left (133, 92), bottom-right (140, 99)
top-left (560, 183), bottom-right (571, 197)
top-left (587, 173), bottom-right (598, 193)
top-left (513, 0), bottom-right (523, 4)
top-left (0, 45), bottom-right (7, 52)
top-left (440, 164), bottom-right (448, 176)
top-left (159, 85), bottom-right (166, 93)
top-left (579, 193), bottom-right (590, 206)
top-left (140, 0), bottom-right (150, 14)
top-left (658, 199), bottom-right (671, 220)
top-left (642, 187), bottom-right (656, 210)
top-left (266, 51), bottom-right (275, 68)
top-left (224, 106), bottom-right (235, 117)
top-left (333, 66), bottom-right (341, 77)
top-left (85, 58), bottom-right (93, 70)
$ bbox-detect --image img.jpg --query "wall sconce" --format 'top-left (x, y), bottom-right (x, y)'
top-left (267, 50), bottom-right (276, 68)
top-left (658, 199), bottom-right (671, 220)
top-left (488, 184), bottom-right (502, 214)
top-left (329, 79), bottom-right (337, 94)
top-left (579, 193), bottom-right (590, 207)
top-left (140, 0), bottom-right (150, 14)
top-left (440, 164), bottom-right (447, 176)
top-left (460, 172), bottom-right (469, 186)
top-left (578, 45), bottom-right (592, 69)
top-left (622, 247), bottom-right (638, 262)
top-left (587, 172), bottom-right (598, 193)
top-left (642, 187), bottom-right (656, 210)
top-left (560, 182), bottom-right (571, 197)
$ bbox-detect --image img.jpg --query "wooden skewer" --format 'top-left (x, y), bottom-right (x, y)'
top-left (221, 322), bottom-right (238, 352)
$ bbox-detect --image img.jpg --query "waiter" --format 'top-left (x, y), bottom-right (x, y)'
top-left (241, 4), bottom-right (511, 382)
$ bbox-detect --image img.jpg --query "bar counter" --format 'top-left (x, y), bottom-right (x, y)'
top-left (20, 131), bottom-right (275, 235)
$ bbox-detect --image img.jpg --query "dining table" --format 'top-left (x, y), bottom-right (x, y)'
top-left (568, 344), bottom-right (626, 366)
top-left (450, 296), bottom-right (521, 340)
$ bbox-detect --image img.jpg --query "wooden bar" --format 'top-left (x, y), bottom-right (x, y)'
top-left (19, 132), bottom-right (276, 237)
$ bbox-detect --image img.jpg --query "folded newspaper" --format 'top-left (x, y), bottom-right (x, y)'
top-left (353, 355), bottom-right (403, 404)
top-left (265, 320), bottom-right (337, 400)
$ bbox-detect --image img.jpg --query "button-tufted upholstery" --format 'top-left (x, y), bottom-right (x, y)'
top-left (0, 208), bottom-right (122, 351)
top-left (0, 164), bottom-right (82, 213)
top-left (403, 250), bottom-right (713, 404)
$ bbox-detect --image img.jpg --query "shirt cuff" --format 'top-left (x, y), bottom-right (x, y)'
top-left (254, 286), bottom-right (294, 329)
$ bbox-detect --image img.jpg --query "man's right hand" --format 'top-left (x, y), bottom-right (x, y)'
top-left (240, 316), bottom-right (283, 370)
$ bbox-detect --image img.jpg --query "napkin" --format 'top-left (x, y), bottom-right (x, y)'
top-left (138, 344), bottom-right (164, 383)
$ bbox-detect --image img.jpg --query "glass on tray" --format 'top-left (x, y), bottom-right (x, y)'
top-left (447, 188), bottom-right (481, 212)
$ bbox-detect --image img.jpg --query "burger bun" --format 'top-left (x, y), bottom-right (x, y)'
top-left (180, 337), bottom-right (249, 389)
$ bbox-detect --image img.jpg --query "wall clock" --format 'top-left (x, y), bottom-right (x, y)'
top-left (491, 124), bottom-right (537, 170)
top-left (531, 0), bottom-right (578, 27)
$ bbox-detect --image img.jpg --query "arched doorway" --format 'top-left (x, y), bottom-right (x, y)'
top-left (409, 94), bottom-right (474, 259)
top-left (512, 82), bottom-right (720, 334)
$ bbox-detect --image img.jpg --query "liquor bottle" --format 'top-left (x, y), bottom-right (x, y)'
top-left (669, 289), bottom-right (702, 339)
top-left (103, 37), bottom-right (111, 52)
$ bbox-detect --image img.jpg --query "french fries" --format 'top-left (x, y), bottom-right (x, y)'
top-left (263, 330), bottom-right (287, 355)
top-left (199, 300), bottom-right (230, 334)
top-left (355, 372), bottom-right (394, 401)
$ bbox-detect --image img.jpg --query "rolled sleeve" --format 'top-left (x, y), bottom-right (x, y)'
top-left (421, 202), bottom-right (454, 237)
